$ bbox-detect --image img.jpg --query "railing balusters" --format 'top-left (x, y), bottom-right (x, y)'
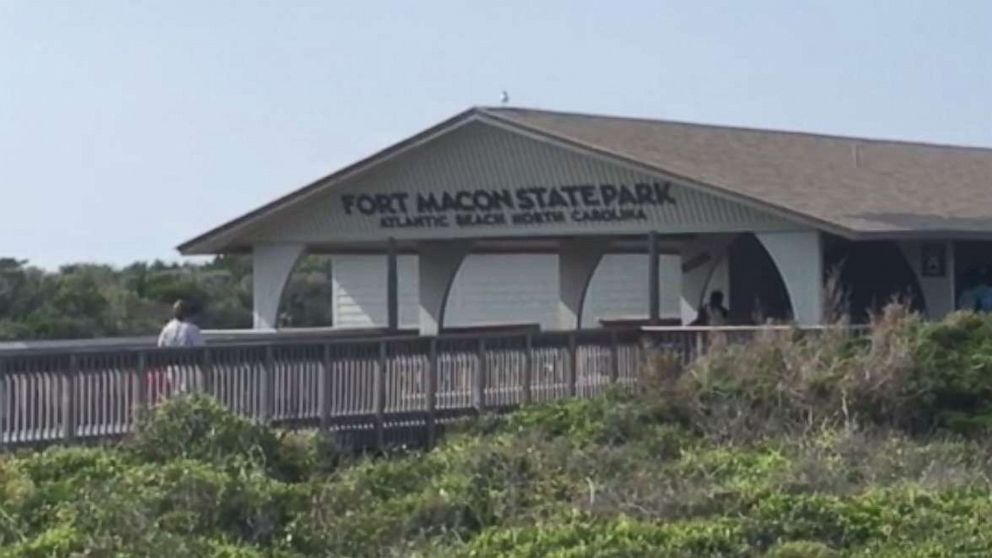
top-left (62, 355), bottom-right (78, 442)
top-left (320, 344), bottom-right (332, 431)
top-left (262, 345), bottom-right (275, 424)
top-left (567, 332), bottom-right (577, 398)
top-left (474, 338), bottom-right (486, 414)
top-left (375, 341), bottom-right (387, 450)
top-left (0, 326), bottom-right (805, 449)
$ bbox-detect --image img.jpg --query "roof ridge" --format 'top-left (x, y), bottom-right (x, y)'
top-left (479, 105), bottom-right (992, 154)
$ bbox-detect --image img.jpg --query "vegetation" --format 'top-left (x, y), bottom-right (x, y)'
top-left (5, 309), bottom-right (992, 555)
top-left (0, 256), bottom-right (334, 341)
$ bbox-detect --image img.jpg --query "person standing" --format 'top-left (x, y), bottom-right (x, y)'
top-left (157, 299), bottom-right (205, 347)
top-left (692, 291), bottom-right (729, 326)
top-left (156, 300), bottom-right (205, 396)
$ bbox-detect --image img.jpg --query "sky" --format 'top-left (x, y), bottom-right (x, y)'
top-left (1, 1), bottom-right (991, 269)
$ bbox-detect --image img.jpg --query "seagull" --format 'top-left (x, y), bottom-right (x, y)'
top-left (500, 90), bottom-right (510, 105)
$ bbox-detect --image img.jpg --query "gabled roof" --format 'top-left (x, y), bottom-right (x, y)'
top-left (179, 106), bottom-right (992, 254)
top-left (482, 107), bottom-right (992, 237)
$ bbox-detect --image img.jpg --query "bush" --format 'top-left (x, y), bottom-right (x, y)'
top-left (8, 312), bottom-right (992, 555)
top-left (127, 394), bottom-right (281, 469)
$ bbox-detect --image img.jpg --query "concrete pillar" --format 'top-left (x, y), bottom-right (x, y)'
top-left (757, 231), bottom-right (824, 326)
top-left (557, 238), bottom-right (610, 330)
top-left (418, 240), bottom-right (472, 335)
top-left (252, 243), bottom-right (305, 330)
top-left (680, 235), bottom-right (736, 325)
top-left (898, 240), bottom-right (955, 320)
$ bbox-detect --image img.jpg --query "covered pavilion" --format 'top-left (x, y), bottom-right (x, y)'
top-left (179, 107), bottom-right (992, 334)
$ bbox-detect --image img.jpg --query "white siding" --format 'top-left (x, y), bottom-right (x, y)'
top-left (332, 253), bottom-right (681, 330)
top-left (446, 255), bottom-right (558, 329)
top-left (332, 255), bottom-right (419, 329)
top-left (582, 254), bottom-right (681, 327)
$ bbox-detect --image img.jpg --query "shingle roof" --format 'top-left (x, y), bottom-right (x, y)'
top-left (179, 106), bottom-right (992, 254)
top-left (481, 107), bottom-right (992, 237)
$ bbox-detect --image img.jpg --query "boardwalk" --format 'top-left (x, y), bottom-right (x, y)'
top-left (0, 326), bottom-right (828, 449)
top-left (0, 329), bottom-right (651, 448)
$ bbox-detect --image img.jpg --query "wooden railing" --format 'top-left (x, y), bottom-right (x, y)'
top-left (0, 329), bottom-right (643, 448)
top-left (0, 325), bottom-right (859, 450)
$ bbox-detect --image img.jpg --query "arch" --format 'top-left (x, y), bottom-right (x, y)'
top-left (558, 239), bottom-right (610, 330)
top-left (680, 234), bottom-right (737, 324)
top-left (727, 234), bottom-right (793, 323)
top-left (252, 243), bottom-right (305, 330)
top-left (418, 240), bottom-right (472, 335)
top-left (756, 231), bottom-right (824, 326)
top-left (278, 252), bottom-right (336, 328)
top-left (824, 239), bottom-right (926, 322)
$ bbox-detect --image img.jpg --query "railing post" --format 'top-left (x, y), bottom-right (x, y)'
top-left (474, 338), bottom-right (486, 413)
top-left (0, 357), bottom-right (7, 449)
top-left (426, 338), bottom-right (438, 448)
top-left (62, 354), bottom-right (78, 442)
top-left (523, 333), bottom-right (533, 406)
top-left (609, 330), bottom-right (620, 384)
top-left (375, 341), bottom-right (387, 450)
top-left (262, 345), bottom-right (275, 424)
top-left (319, 344), bottom-right (333, 431)
top-left (133, 352), bottom-right (148, 423)
top-left (695, 330), bottom-right (706, 362)
top-left (201, 347), bottom-right (214, 397)
top-left (567, 332), bottom-right (577, 398)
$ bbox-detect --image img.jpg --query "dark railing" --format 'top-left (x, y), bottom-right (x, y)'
top-left (0, 325), bottom-right (855, 449)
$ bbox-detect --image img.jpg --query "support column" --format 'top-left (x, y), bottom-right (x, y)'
top-left (252, 243), bottom-right (305, 330)
top-left (756, 231), bottom-right (824, 326)
top-left (680, 235), bottom-right (736, 325)
top-left (386, 238), bottom-right (398, 331)
top-left (898, 240), bottom-right (955, 320)
top-left (648, 231), bottom-right (660, 325)
top-left (557, 238), bottom-right (610, 330)
top-left (418, 240), bottom-right (472, 335)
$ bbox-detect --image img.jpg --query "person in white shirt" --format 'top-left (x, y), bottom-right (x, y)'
top-left (157, 299), bottom-right (205, 348)
top-left (156, 300), bottom-right (205, 395)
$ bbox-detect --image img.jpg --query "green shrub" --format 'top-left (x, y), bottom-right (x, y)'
top-left (128, 394), bottom-right (280, 468)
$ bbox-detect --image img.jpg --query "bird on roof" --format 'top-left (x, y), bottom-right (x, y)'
top-left (501, 90), bottom-right (509, 105)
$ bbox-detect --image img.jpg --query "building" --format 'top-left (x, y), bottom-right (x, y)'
top-left (179, 107), bottom-right (992, 333)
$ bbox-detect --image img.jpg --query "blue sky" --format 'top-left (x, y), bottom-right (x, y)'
top-left (1, 0), bottom-right (990, 269)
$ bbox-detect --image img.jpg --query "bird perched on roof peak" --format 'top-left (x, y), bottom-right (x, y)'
top-left (500, 90), bottom-right (509, 105)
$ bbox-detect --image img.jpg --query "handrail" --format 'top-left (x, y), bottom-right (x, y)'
top-left (0, 326), bottom-right (645, 449)
top-left (0, 327), bottom-right (639, 358)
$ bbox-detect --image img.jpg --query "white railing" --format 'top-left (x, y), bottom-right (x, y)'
top-left (0, 329), bottom-right (641, 449)
top-left (0, 325), bottom-right (856, 450)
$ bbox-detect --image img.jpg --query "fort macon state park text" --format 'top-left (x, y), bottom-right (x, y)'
top-left (340, 182), bottom-right (678, 229)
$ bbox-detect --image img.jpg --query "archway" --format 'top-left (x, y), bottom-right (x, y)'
top-left (727, 234), bottom-right (793, 324)
top-left (824, 239), bottom-right (926, 322)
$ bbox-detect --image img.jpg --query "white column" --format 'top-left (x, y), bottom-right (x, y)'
top-left (757, 231), bottom-right (824, 326)
top-left (418, 240), bottom-right (472, 335)
top-left (557, 238), bottom-right (610, 330)
top-left (898, 240), bottom-right (955, 319)
top-left (252, 243), bottom-right (305, 330)
top-left (680, 235), bottom-right (736, 325)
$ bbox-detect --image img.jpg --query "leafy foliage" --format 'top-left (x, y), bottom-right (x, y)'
top-left (5, 311), bottom-right (992, 555)
top-left (0, 255), bottom-right (334, 341)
